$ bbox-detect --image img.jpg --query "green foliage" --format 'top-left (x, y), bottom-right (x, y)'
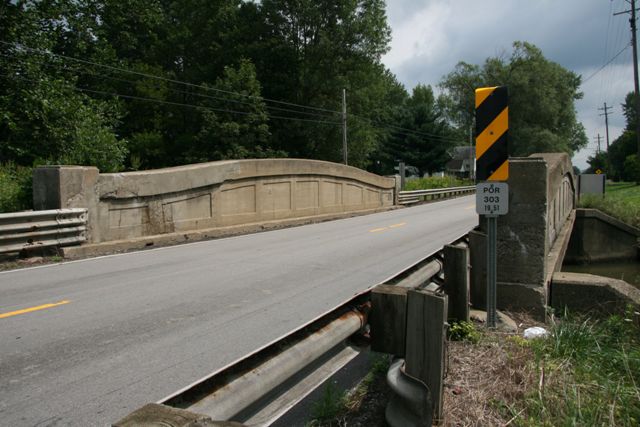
top-left (404, 176), bottom-right (472, 191)
top-left (0, 163), bottom-right (33, 213)
top-left (310, 382), bottom-right (346, 423)
top-left (521, 312), bottom-right (640, 426)
top-left (448, 320), bottom-right (481, 343)
top-left (623, 154), bottom-right (640, 183)
top-left (439, 41), bottom-right (587, 158)
top-left (578, 182), bottom-right (640, 229)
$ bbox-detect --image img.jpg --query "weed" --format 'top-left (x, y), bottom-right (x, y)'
top-left (309, 382), bottom-right (346, 424)
top-left (448, 320), bottom-right (481, 343)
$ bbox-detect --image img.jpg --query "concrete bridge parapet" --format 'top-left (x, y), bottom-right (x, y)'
top-left (470, 153), bottom-right (576, 317)
top-left (33, 159), bottom-right (396, 244)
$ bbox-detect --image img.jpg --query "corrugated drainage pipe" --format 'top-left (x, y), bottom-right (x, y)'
top-left (386, 358), bottom-right (432, 427)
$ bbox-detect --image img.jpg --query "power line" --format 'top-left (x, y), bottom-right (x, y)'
top-left (0, 72), bottom-right (343, 126)
top-left (0, 40), bottom-right (342, 115)
top-left (351, 114), bottom-right (462, 144)
top-left (582, 42), bottom-right (632, 84)
top-left (0, 51), bottom-right (340, 120)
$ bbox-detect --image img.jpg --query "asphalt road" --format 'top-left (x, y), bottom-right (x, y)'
top-left (0, 196), bottom-right (476, 426)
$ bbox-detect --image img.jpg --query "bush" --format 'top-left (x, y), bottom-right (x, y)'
top-left (449, 320), bottom-right (481, 343)
top-left (623, 154), bottom-right (640, 183)
top-left (404, 175), bottom-right (472, 191)
top-left (0, 163), bottom-right (33, 213)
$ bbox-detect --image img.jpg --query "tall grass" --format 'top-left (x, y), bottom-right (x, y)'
top-left (578, 182), bottom-right (640, 229)
top-left (519, 309), bottom-right (640, 426)
top-left (404, 176), bottom-right (472, 191)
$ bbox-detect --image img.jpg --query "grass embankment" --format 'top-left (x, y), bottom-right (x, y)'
top-left (579, 182), bottom-right (640, 229)
top-left (403, 176), bottom-right (472, 191)
top-left (306, 311), bottom-right (640, 426)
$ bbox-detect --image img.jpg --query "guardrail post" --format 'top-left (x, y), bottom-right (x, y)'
top-left (371, 284), bottom-right (408, 356)
top-left (444, 244), bottom-right (470, 322)
top-left (405, 289), bottom-right (448, 425)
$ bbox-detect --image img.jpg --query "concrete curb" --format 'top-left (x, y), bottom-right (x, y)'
top-left (61, 206), bottom-right (399, 259)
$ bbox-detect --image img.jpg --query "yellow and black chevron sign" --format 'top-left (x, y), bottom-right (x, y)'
top-left (475, 86), bottom-right (508, 181)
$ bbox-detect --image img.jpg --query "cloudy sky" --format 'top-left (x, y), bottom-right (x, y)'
top-left (381, 0), bottom-right (637, 170)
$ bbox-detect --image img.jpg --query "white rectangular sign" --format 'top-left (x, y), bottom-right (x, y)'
top-left (476, 182), bottom-right (509, 216)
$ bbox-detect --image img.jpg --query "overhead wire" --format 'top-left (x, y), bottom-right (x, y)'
top-left (0, 40), bottom-right (342, 115)
top-left (0, 51), bottom-right (341, 120)
top-left (0, 39), bottom-right (464, 144)
top-left (0, 72), bottom-right (343, 125)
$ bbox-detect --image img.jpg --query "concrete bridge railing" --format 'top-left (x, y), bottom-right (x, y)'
top-left (32, 159), bottom-right (397, 244)
top-left (470, 153), bottom-right (576, 317)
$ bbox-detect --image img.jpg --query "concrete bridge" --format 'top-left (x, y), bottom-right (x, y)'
top-left (1, 154), bottom-right (638, 426)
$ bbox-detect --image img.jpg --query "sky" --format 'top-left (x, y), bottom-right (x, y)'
top-left (381, 0), bottom-right (638, 171)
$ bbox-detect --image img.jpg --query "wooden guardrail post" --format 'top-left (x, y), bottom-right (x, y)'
top-left (444, 244), bottom-right (470, 322)
top-left (370, 285), bottom-right (408, 356)
top-left (405, 289), bottom-right (448, 424)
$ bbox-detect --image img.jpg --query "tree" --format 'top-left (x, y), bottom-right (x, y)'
top-left (604, 92), bottom-right (637, 181)
top-left (0, 0), bottom-right (128, 172)
top-left (383, 85), bottom-right (457, 176)
top-left (439, 41), bottom-right (588, 158)
top-left (185, 59), bottom-right (281, 162)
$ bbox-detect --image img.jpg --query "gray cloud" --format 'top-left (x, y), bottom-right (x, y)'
top-left (382, 0), bottom-right (637, 169)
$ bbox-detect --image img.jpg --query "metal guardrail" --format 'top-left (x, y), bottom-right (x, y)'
top-left (0, 208), bottom-right (88, 254)
top-left (115, 233), bottom-right (469, 427)
top-left (398, 185), bottom-right (475, 205)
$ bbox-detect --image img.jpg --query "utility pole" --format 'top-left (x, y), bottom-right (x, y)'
top-left (342, 88), bottom-right (348, 165)
top-left (595, 133), bottom-right (603, 154)
top-left (615, 0), bottom-right (640, 157)
top-left (469, 125), bottom-right (474, 180)
top-left (599, 102), bottom-right (613, 151)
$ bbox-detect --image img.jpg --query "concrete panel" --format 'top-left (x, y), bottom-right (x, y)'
top-left (109, 204), bottom-right (150, 229)
top-left (220, 184), bottom-right (257, 216)
top-left (365, 188), bottom-right (380, 206)
top-left (295, 181), bottom-right (319, 211)
top-left (163, 193), bottom-right (212, 223)
top-left (260, 181), bottom-right (292, 213)
top-left (321, 181), bottom-right (343, 207)
top-left (344, 183), bottom-right (364, 206)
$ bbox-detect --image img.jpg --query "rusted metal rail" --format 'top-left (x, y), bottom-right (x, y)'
top-left (0, 208), bottom-right (88, 254)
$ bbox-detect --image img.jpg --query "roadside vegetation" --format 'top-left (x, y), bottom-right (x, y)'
top-left (308, 309), bottom-right (640, 426)
top-left (579, 182), bottom-right (640, 229)
top-left (0, 162), bottom-right (32, 213)
top-left (404, 176), bottom-right (472, 191)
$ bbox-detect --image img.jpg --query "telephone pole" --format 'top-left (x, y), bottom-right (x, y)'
top-left (342, 88), bottom-right (348, 165)
top-left (614, 0), bottom-right (640, 157)
top-left (595, 134), bottom-right (603, 154)
top-left (599, 102), bottom-right (613, 151)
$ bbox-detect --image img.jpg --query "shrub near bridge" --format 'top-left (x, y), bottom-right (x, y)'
top-left (0, 163), bottom-right (32, 213)
top-left (404, 176), bottom-right (472, 191)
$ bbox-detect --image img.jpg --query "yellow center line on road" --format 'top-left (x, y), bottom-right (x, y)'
top-left (464, 204), bottom-right (475, 210)
top-left (389, 222), bottom-right (407, 228)
top-left (0, 300), bottom-right (71, 319)
top-left (369, 227), bottom-right (387, 233)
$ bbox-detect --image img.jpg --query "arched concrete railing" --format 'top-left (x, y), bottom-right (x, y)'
top-left (469, 153), bottom-right (577, 317)
top-left (33, 159), bottom-right (396, 243)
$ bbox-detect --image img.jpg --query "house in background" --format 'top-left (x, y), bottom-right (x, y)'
top-left (445, 146), bottom-right (475, 179)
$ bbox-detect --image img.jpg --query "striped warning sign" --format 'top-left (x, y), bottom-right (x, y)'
top-left (475, 86), bottom-right (508, 181)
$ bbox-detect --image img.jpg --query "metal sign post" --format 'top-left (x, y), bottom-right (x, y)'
top-left (476, 182), bottom-right (508, 328)
top-left (475, 86), bottom-right (509, 329)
